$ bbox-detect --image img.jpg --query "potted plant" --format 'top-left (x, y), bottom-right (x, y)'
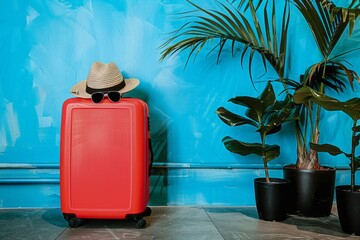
top-left (293, 86), bottom-right (360, 235)
top-left (217, 81), bottom-right (297, 221)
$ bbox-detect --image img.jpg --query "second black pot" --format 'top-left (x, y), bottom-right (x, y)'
top-left (254, 178), bottom-right (290, 221)
top-left (336, 185), bottom-right (360, 235)
top-left (283, 164), bottom-right (335, 217)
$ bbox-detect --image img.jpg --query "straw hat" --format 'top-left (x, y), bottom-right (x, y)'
top-left (70, 62), bottom-right (139, 98)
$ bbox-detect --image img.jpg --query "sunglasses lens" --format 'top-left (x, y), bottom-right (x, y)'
top-left (91, 92), bottom-right (104, 103)
top-left (108, 92), bottom-right (121, 102)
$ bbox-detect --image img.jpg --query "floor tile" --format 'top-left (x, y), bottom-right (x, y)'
top-left (205, 207), bottom-right (360, 240)
top-left (0, 208), bottom-right (67, 240)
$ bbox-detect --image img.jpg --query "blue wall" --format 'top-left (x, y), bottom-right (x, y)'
top-left (0, 0), bottom-right (360, 208)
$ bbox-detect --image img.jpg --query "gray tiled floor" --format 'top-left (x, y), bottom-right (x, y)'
top-left (0, 207), bottom-right (359, 240)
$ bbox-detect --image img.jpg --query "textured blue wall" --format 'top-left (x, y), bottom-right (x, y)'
top-left (0, 0), bottom-right (359, 208)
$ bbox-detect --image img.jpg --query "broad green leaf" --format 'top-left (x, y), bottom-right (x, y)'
top-left (256, 93), bottom-right (297, 135)
top-left (266, 124), bottom-right (281, 135)
top-left (309, 142), bottom-right (346, 156)
top-left (216, 107), bottom-right (258, 127)
top-left (294, 86), bottom-right (360, 121)
top-left (259, 81), bottom-right (276, 109)
top-left (229, 96), bottom-right (263, 121)
top-left (222, 136), bottom-right (280, 161)
top-left (271, 94), bottom-right (293, 110)
top-left (263, 144), bottom-right (281, 162)
top-left (245, 108), bottom-right (258, 122)
top-left (261, 101), bottom-right (298, 134)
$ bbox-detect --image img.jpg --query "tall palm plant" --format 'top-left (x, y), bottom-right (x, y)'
top-left (289, 0), bottom-right (360, 169)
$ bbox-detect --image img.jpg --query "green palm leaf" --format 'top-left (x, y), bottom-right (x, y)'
top-left (292, 0), bottom-right (348, 59)
top-left (302, 60), bottom-right (360, 91)
top-left (235, 0), bottom-right (264, 11)
top-left (159, 0), bottom-right (290, 84)
top-left (322, 0), bottom-right (360, 35)
top-left (293, 0), bottom-right (360, 67)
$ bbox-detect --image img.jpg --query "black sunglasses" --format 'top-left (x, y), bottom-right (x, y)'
top-left (91, 91), bottom-right (121, 103)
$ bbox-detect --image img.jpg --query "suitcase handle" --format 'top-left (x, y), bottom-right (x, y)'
top-left (148, 116), bottom-right (153, 176)
top-left (149, 139), bottom-right (153, 176)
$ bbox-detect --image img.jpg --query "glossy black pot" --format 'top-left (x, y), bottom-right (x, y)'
top-left (254, 178), bottom-right (290, 221)
top-left (283, 164), bottom-right (335, 217)
top-left (336, 185), bottom-right (360, 235)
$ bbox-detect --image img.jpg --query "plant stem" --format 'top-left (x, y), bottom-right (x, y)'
top-left (263, 158), bottom-right (270, 183)
top-left (314, 83), bottom-right (325, 144)
top-left (308, 100), bottom-right (314, 140)
top-left (262, 132), bottom-right (270, 183)
top-left (351, 120), bottom-right (357, 191)
top-left (295, 120), bottom-right (306, 168)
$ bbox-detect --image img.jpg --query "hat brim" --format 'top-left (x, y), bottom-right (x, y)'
top-left (70, 78), bottom-right (140, 98)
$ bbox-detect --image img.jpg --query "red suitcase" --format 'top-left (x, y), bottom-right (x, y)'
top-left (60, 97), bottom-right (151, 228)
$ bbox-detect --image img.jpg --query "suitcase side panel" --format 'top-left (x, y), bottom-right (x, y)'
top-left (60, 98), bottom-right (149, 219)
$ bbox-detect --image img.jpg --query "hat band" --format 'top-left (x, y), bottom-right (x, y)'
top-left (85, 79), bottom-right (125, 94)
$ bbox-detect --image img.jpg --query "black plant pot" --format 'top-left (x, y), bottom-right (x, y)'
top-left (336, 185), bottom-right (360, 235)
top-left (283, 164), bottom-right (335, 217)
top-left (254, 178), bottom-right (290, 221)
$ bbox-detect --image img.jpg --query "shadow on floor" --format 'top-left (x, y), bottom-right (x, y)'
top-left (42, 208), bottom-right (67, 227)
top-left (284, 213), bottom-right (349, 238)
top-left (205, 206), bottom-right (259, 219)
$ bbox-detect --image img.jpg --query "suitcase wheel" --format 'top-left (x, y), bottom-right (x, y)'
top-left (63, 213), bottom-right (84, 228)
top-left (136, 219), bottom-right (147, 229)
top-left (145, 207), bottom-right (152, 216)
top-left (68, 216), bottom-right (81, 228)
